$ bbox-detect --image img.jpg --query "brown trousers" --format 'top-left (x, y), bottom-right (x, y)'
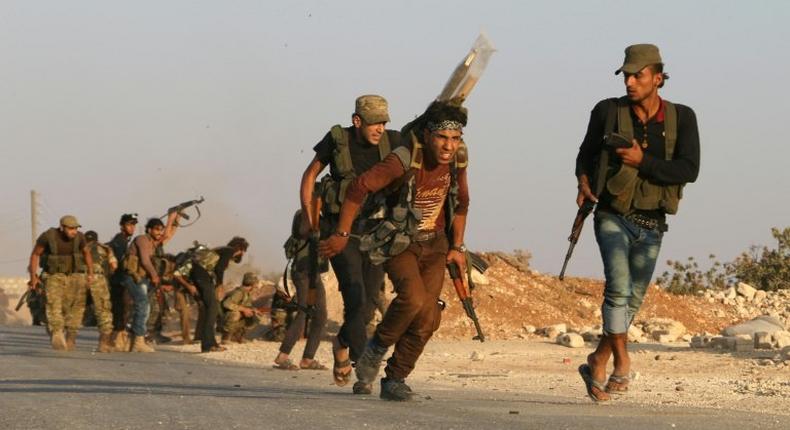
top-left (376, 233), bottom-right (447, 381)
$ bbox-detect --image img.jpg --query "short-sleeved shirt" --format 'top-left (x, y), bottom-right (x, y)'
top-left (346, 154), bottom-right (470, 233)
top-left (36, 229), bottom-right (87, 255)
top-left (313, 127), bottom-right (402, 180)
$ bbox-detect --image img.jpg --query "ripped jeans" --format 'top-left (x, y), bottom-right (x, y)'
top-left (594, 211), bottom-right (663, 335)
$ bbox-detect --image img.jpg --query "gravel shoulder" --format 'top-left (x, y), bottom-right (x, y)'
top-left (164, 336), bottom-right (790, 417)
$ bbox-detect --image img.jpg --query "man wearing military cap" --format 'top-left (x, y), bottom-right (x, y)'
top-left (575, 44), bottom-right (700, 401)
top-left (27, 215), bottom-right (95, 351)
top-left (299, 95), bottom-right (402, 388)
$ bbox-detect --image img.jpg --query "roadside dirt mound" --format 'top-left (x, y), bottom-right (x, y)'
top-left (429, 253), bottom-right (740, 340)
top-left (250, 253), bottom-right (746, 341)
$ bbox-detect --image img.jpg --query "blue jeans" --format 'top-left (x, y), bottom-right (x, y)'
top-left (122, 274), bottom-right (151, 337)
top-left (594, 211), bottom-right (663, 335)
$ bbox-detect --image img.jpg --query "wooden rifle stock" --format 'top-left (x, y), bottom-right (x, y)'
top-left (559, 200), bottom-right (595, 280)
top-left (448, 262), bottom-right (485, 342)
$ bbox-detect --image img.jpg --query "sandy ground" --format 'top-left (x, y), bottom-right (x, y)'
top-left (160, 336), bottom-right (790, 416)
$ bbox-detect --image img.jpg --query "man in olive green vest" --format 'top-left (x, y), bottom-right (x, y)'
top-left (27, 215), bottom-right (94, 351)
top-left (84, 230), bottom-right (117, 353)
top-left (575, 44), bottom-right (700, 401)
top-left (300, 95), bottom-right (401, 388)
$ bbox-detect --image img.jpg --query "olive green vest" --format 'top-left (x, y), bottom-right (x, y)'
top-left (359, 131), bottom-right (468, 265)
top-left (43, 228), bottom-right (85, 275)
top-left (599, 97), bottom-right (683, 215)
top-left (319, 125), bottom-right (392, 214)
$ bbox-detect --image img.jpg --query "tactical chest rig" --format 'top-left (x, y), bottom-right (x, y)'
top-left (359, 131), bottom-right (468, 265)
top-left (319, 125), bottom-right (392, 215)
top-left (43, 228), bottom-right (85, 275)
top-left (123, 236), bottom-right (167, 282)
top-left (596, 97), bottom-right (683, 215)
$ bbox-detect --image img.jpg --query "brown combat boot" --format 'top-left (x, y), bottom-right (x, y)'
top-left (51, 331), bottom-right (67, 351)
top-left (112, 330), bottom-right (130, 352)
top-left (130, 335), bottom-right (155, 353)
top-left (98, 332), bottom-right (113, 353)
top-left (221, 332), bottom-right (231, 345)
top-left (65, 331), bottom-right (77, 351)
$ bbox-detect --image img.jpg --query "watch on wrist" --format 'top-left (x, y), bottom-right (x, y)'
top-left (452, 244), bottom-right (467, 253)
top-left (335, 230), bottom-right (350, 238)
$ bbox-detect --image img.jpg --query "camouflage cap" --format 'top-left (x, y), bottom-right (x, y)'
top-left (242, 272), bottom-right (259, 286)
top-left (59, 215), bottom-right (81, 228)
top-left (615, 44), bottom-right (662, 75)
top-left (355, 94), bottom-right (390, 124)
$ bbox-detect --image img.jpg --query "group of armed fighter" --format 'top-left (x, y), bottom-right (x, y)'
top-left (22, 43), bottom-right (699, 403)
top-left (26, 206), bottom-right (256, 354)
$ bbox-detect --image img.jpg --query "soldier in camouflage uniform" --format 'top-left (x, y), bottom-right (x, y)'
top-left (220, 272), bottom-right (259, 344)
top-left (84, 231), bottom-right (117, 352)
top-left (145, 254), bottom-right (177, 344)
top-left (27, 215), bottom-right (94, 351)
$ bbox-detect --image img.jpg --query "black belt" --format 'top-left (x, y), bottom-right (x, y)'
top-left (413, 231), bottom-right (437, 242)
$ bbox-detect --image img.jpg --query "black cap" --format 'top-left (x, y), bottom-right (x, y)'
top-left (120, 213), bottom-right (139, 225)
top-left (85, 230), bottom-right (98, 242)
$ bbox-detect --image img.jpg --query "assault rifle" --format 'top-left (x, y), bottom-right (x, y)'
top-left (447, 252), bottom-right (488, 342)
top-left (17, 279), bottom-right (44, 312)
top-left (161, 197), bottom-right (205, 227)
top-left (15, 290), bottom-right (31, 312)
top-left (559, 132), bottom-right (631, 280)
top-left (305, 192), bottom-right (322, 338)
top-left (559, 200), bottom-right (595, 281)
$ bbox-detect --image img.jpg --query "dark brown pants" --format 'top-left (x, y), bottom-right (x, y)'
top-left (376, 233), bottom-right (447, 381)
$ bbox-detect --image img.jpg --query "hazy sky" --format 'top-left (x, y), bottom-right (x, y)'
top-left (2, 1), bottom-right (789, 279)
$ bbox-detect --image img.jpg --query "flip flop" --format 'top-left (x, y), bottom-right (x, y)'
top-left (578, 364), bottom-right (609, 402)
top-left (300, 360), bottom-right (328, 371)
top-left (332, 338), bottom-right (352, 386)
top-left (333, 359), bottom-right (352, 386)
top-left (605, 374), bottom-right (630, 394)
top-left (273, 359), bottom-right (299, 371)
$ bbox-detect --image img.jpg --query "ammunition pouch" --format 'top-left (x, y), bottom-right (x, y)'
top-left (606, 164), bottom-right (683, 215)
top-left (46, 255), bottom-right (73, 275)
top-left (123, 254), bottom-right (144, 283)
top-left (359, 177), bottom-right (422, 265)
top-left (318, 174), bottom-right (345, 215)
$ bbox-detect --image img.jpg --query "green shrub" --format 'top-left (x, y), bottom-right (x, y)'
top-left (727, 227), bottom-right (790, 291)
top-left (657, 255), bottom-right (728, 295)
top-left (657, 227), bottom-right (790, 294)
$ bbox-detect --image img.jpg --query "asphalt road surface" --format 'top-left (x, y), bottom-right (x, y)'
top-left (0, 325), bottom-right (786, 430)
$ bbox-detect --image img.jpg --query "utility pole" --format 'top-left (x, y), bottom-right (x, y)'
top-left (30, 190), bottom-right (38, 247)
